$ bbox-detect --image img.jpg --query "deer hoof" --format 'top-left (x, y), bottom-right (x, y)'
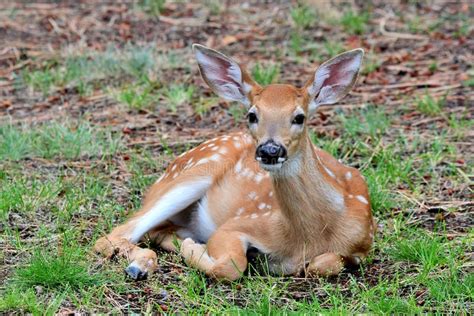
top-left (125, 264), bottom-right (148, 280)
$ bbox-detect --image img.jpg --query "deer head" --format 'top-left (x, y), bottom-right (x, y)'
top-left (193, 44), bottom-right (363, 173)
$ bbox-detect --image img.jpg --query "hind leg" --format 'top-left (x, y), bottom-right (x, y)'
top-left (181, 230), bottom-right (248, 281)
top-left (94, 177), bottom-right (213, 279)
top-left (306, 253), bottom-right (344, 277)
top-left (146, 225), bottom-right (183, 252)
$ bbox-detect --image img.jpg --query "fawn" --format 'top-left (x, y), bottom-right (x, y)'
top-left (94, 44), bottom-right (375, 281)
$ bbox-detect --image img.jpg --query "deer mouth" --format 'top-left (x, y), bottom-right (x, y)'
top-left (256, 156), bottom-right (286, 171)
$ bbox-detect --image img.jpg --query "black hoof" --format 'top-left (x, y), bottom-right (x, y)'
top-left (125, 265), bottom-right (148, 280)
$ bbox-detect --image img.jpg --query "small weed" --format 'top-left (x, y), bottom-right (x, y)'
top-left (204, 0), bottom-right (222, 15)
top-left (138, 0), bottom-right (165, 17)
top-left (116, 83), bottom-right (156, 111)
top-left (408, 16), bottom-right (424, 34)
top-left (164, 84), bottom-right (195, 112)
top-left (290, 3), bottom-right (316, 30)
top-left (340, 10), bottom-right (370, 35)
top-left (415, 93), bottom-right (444, 116)
top-left (22, 68), bottom-right (56, 96)
top-left (462, 71), bottom-right (474, 87)
top-left (193, 96), bottom-right (218, 116)
top-left (428, 61), bottom-right (438, 73)
top-left (289, 32), bottom-right (305, 55)
top-left (251, 62), bottom-right (280, 86)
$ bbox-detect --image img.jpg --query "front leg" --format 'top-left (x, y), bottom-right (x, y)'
top-left (306, 252), bottom-right (344, 277)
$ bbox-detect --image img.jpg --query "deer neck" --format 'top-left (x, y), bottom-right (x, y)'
top-left (271, 135), bottom-right (344, 242)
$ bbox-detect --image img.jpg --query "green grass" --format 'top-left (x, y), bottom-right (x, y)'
top-left (116, 83), bottom-right (157, 111)
top-left (0, 121), bottom-right (122, 161)
top-left (415, 93), bottom-right (445, 115)
top-left (20, 44), bottom-right (162, 97)
top-left (13, 245), bottom-right (102, 290)
top-left (340, 10), bottom-right (370, 35)
top-left (251, 62), bottom-right (280, 86)
top-left (163, 84), bottom-right (195, 112)
top-left (138, 0), bottom-right (166, 17)
top-left (290, 3), bottom-right (316, 30)
top-left (390, 229), bottom-right (458, 278)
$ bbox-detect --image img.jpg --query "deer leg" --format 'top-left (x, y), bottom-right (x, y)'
top-left (94, 178), bottom-right (213, 280)
top-left (146, 226), bottom-right (183, 252)
top-left (181, 231), bottom-right (248, 281)
top-left (94, 220), bottom-right (159, 280)
top-left (306, 252), bottom-right (345, 277)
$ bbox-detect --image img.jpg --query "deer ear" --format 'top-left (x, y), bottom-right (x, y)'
top-left (306, 49), bottom-right (364, 115)
top-left (193, 44), bottom-right (259, 107)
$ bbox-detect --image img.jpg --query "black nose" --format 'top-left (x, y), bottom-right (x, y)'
top-left (256, 141), bottom-right (287, 164)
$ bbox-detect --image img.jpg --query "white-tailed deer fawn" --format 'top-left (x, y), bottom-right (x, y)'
top-left (94, 44), bottom-right (375, 281)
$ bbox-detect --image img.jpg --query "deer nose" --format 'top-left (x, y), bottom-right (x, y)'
top-left (256, 141), bottom-right (287, 165)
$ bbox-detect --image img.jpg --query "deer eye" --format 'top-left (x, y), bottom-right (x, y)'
top-left (247, 112), bottom-right (258, 124)
top-left (292, 114), bottom-right (305, 125)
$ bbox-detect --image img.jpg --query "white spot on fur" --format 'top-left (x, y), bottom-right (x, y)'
top-left (172, 173), bottom-right (178, 179)
top-left (241, 168), bottom-right (253, 178)
top-left (244, 134), bottom-right (253, 144)
top-left (211, 146), bottom-right (219, 151)
top-left (234, 158), bottom-right (243, 173)
top-left (248, 192), bottom-right (257, 200)
top-left (218, 147), bottom-right (228, 155)
top-left (326, 187), bottom-right (345, 213)
top-left (130, 178), bottom-right (212, 242)
top-left (356, 195), bottom-right (369, 204)
top-left (258, 203), bottom-right (266, 210)
top-left (348, 194), bottom-right (354, 198)
top-left (209, 154), bottom-right (221, 162)
top-left (254, 173), bottom-right (264, 184)
top-left (345, 171), bottom-right (352, 180)
top-left (233, 141), bottom-right (242, 149)
top-left (156, 174), bottom-right (165, 183)
top-left (195, 158), bottom-right (210, 166)
top-left (263, 211), bottom-right (271, 216)
top-left (236, 207), bottom-right (244, 215)
top-left (250, 213), bottom-right (258, 219)
top-left (171, 165), bottom-right (177, 172)
top-left (269, 191), bottom-right (274, 197)
top-left (323, 165), bottom-right (335, 178)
